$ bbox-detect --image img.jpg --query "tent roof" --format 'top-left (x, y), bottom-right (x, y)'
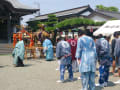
top-left (93, 20), bottom-right (120, 36)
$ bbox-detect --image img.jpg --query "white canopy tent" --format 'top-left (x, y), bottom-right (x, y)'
top-left (93, 20), bottom-right (120, 36)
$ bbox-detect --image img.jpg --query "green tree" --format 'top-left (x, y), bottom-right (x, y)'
top-left (27, 21), bottom-right (43, 32)
top-left (45, 14), bottom-right (58, 31)
top-left (96, 5), bottom-right (105, 10)
top-left (55, 17), bottom-right (104, 30)
top-left (96, 5), bottom-right (119, 12)
top-left (108, 7), bottom-right (119, 12)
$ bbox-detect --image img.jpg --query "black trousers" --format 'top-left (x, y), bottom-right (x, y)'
top-left (17, 57), bottom-right (24, 67)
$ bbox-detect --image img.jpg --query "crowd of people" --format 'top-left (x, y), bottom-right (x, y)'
top-left (55, 30), bottom-right (120, 90)
top-left (12, 29), bottom-right (120, 90)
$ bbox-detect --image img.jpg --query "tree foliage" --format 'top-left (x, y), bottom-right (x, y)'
top-left (28, 16), bottom-right (105, 32)
top-left (45, 14), bottom-right (58, 31)
top-left (55, 18), bottom-right (105, 30)
top-left (96, 5), bottom-right (119, 12)
top-left (27, 21), bottom-right (43, 32)
top-left (28, 14), bottom-right (58, 32)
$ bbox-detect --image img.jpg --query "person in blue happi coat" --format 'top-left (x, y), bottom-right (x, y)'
top-left (96, 34), bottom-right (111, 87)
top-left (76, 30), bottom-right (97, 90)
top-left (111, 32), bottom-right (119, 75)
top-left (114, 32), bottom-right (120, 84)
top-left (12, 39), bottom-right (25, 67)
top-left (56, 37), bottom-right (73, 83)
top-left (43, 36), bottom-right (54, 61)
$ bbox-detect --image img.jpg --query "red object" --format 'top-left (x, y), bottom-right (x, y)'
top-left (90, 27), bottom-right (93, 32)
top-left (60, 32), bottom-right (63, 35)
top-left (29, 39), bottom-right (34, 47)
top-left (67, 39), bottom-right (77, 61)
top-left (65, 35), bottom-right (68, 41)
top-left (18, 33), bottom-right (22, 41)
top-left (29, 34), bottom-right (34, 47)
top-left (13, 34), bottom-right (17, 47)
top-left (13, 29), bottom-right (32, 48)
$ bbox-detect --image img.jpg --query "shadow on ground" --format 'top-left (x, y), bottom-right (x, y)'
top-left (63, 78), bottom-right (78, 83)
top-left (24, 64), bottom-right (33, 67)
top-left (107, 81), bottom-right (116, 87)
top-left (0, 66), bottom-right (4, 68)
top-left (95, 81), bottom-right (116, 90)
top-left (25, 57), bottom-right (56, 60)
top-left (0, 65), bottom-right (9, 68)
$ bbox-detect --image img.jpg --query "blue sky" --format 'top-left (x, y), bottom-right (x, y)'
top-left (18, 0), bottom-right (120, 25)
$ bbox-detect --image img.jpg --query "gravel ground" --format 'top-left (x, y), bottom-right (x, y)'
top-left (0, 55), bottom-right (120, 90)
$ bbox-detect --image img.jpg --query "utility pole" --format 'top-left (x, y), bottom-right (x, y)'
top-left (34, 0), bottom-right (41, 16)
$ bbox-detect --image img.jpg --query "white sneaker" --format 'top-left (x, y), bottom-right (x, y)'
top-left (95, 83), bottom-right (100, 86)
top-left (114, 80), bottom-right (120, 84)
top-left (56, 68), bottom-right (59, 71)
top-left (56, 80), bottom-right (64, 83)
top-left (78, 77), bottom-right (82, 80)
top-left (95, 83), bottom-right (104, 87)
top-left (104, 82), bottom-right (108, 87)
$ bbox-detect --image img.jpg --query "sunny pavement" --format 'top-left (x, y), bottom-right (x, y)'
top-left (0, 55), bottom-right (120, 90)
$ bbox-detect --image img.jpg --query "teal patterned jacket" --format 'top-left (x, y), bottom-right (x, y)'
top-left (76, 35), bottom-right (97, 73)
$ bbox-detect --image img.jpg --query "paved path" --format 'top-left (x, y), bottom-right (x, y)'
top-left (0, 55), bottom-right (120, 90)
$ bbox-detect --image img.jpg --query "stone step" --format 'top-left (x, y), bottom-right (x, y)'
top-left (0, 50), bottom-right (12, 52)
top-left (0, 47), bottom-right (12, 50)
top-left (0, 43), bottom-right (13, 55)
top-left (0, 51), bottom-right (12, 55)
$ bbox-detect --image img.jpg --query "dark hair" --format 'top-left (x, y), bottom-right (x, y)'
top-left (45, 36), bottom-right (49, 39)
top-left (78, 30), bottom-right (86, 36)
top-left (106, 35), bottom-right (111, 41)
top-left (114, 32), bottom-right (119, 37)
top-left (57, 38), bottom-right (61, 42)
top-left (98, 34), bottom-right (103, 38)
top-left (93, 36), bottom-right (98, 40)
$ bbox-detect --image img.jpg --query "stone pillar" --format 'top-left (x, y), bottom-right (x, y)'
top-left (7, 14), bottom-right (12, 43)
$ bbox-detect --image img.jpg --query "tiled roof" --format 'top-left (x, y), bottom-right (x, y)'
top-left (6, 0), bottom-right (37, 10)
top-left (30, 5), bottom-right (93, 21)
top-left (96, 9), bottom-right (120, 19)
top-left (87, 11), bottom-right (113, 19)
